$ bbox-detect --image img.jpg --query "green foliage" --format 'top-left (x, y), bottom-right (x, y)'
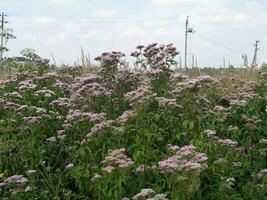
top-left (0, 49), bottom-right (266, 199)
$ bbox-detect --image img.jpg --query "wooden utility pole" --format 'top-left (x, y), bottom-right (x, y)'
top-left (185, 16), bottom-right (189, 71)
top-left (251, 40), bottom-right (259, 69)
top-left (179, 54), bottom-right (182, 68)
top-left (0, 13), bottom-right (8, 60)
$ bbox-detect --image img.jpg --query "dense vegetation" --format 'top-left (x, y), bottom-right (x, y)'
top-left (0, 44), bottom-right (267, 200)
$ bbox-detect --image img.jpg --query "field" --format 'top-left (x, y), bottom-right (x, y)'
top-left (0, 44), bottom-right (267, 200)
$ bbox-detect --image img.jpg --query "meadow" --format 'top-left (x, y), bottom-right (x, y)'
top-left (0, 43), bottom-right (267, 200)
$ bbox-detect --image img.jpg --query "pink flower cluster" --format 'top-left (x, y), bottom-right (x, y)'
top-left (72, 82), bottom-right (111, 100)
top-left (0, 175), bottom-right (29, 187)
top-left (145, 68), bottom-right (164, 79)
top-left (170, 71), bottom-right (188, 82)
top-left (86, 120), bottom-right (114, 139)
top-left (129, 188), bottom-right (168, 200)
top-left (74, 73), bottom-right (101, 84)
top-left (131, 43), bottom-right (179, 70)
top-left (242, 115), bottom-right (262, 126)
top-left (158, 145), bottom-right (208, 173)
top-left (172, 76), bottom-right (218, 95)
top-left (33, 72), bottom-right (60, 82)
top-left (101, 148), bottom-right (134, 171)
top-left (95, 51), bottom-right (125, 67)
top-left (116, 110), bottom-right (135, 125)
top-left (90, 173), bottom-right (102, 182)
top-left (4, 91), bottom-right (22, 99)
top-left (217, 138), bottom-right (238, 148)
top-left (18, 80), bottom-right (37, 91)
top-left (115, 69), bottom-right (142, 84)
top-left (34, 89), bottom-right (56, 98)
top-left (50, 98), bottom-right (71, 108)
top-left (204, 129), bottom-right (217, 139)
top-left (132, 188), bottom-right (155, 200)
top-left (157, 97), bottom-right (181, 108)
top-left (124, 82), bottom-right (151, 105)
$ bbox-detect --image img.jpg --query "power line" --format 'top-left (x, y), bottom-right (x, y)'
top-left (10, 16), bottom-right (177, 25)
top-left (195, 31), bottom-right (242, 54)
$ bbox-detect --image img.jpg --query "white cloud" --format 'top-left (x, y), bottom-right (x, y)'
top-left (4, 0), bottom-right (267, 67)
top-left (91, 9), bottom-right (116, 18)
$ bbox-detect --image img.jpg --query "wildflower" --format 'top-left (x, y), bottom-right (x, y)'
top-left (75, 73), bottom-right (101, 84)
top-left (170, 72), bottom-right (188, 81)
top-left (132, 188), bottom-right (155, 200)
top-left (227, 125), bottom-right (239, 132)
top-left (23, 116), bottom-right (42, 124)
top-left (214, 158), bottom-right (228, 165)
top-left (196, 75), bottom-right (217, 83)
top-left (204, 129), bottom-right (216, 138)
top-left (25, 170), bottom-right (37, 176)
top-left (102, 166), bottom-right (114, 174)
top-left (147, 194), bottom-right (168, 200)
top-left (157, 97), bottom-right (181, 108)
top-left (18, 80), bottom-right (37, 91)
top-left (115, 69), bottom-right (142, 84)
top-left (0, 175), bottom-right (29, 187)
top-left (86, 120), bottom-right (114, 139)
top-left (168, 145), bottom-right (180, 152)
top-left (24, 186), bottom-right (33, 192)
top-left (112, 126), bottom-right (124, 135)
top-left (91, 174), bottom-right (102, 182)
top-left (4, 92), bottom-right (22, 99)
top-left (158, 145), bottom-right (207, 173)
top-left (101, 148), bottom-right (134, 171)
top-left (65, 163), bottom-right (74, 169)
top-left (259, 139), bottom-right (267, 145)
top-left (136, 164), bottom-right (145, 173)
top-left (116, 110), bottom-right (134, 125)
top-left (224, 177), bottom-right (235, 189)
top-left (89, 113), bottom-right (106, 123)
top-left (145, 68), bottom-right (163, 78)
top-left (214, 106), bottom-right (227, 113)
top-left (124, 82), bottom-right (151, 105)
top-left (218, 138), bottom-right (238, 148)
top-left (232, 162), bottom-right (242, 168)
top-left (34, 89), bottom-right (55, 98)
top-left (46, 136), bottom-right (57, 143)
top-left (56, 130), bottom-right (66, 139)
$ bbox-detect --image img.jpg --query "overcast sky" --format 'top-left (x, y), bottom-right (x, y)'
top-left (2, 0), bottom-right (267, 67)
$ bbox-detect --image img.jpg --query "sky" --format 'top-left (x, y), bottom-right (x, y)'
top-left (2, 0), bottom-right (267, 67)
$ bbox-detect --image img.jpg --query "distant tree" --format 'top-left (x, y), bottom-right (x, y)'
top-left (228, 64), bottom-right (234, 69)
top-left (0, 28), bottom-right (16, 56)
top-left (20, 48), bottom-right (41, 61)
top-left (260, 63), bottom-right (267, 71)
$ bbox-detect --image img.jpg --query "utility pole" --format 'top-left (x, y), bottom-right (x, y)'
top-left (242, 54), bottom-right (248, 68)
top-left (184, 16), bottom-right (194, 71)
top-left (251, 40), bottom-right (259, 70)
top-left (0, 12), bottom-right (8, 60)
top-left (179, 54), bottom-right (182, 68)
top-left (185, 16), bottom-right (189, 71)
top-left (223, 56), bottom-right (226, 68)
